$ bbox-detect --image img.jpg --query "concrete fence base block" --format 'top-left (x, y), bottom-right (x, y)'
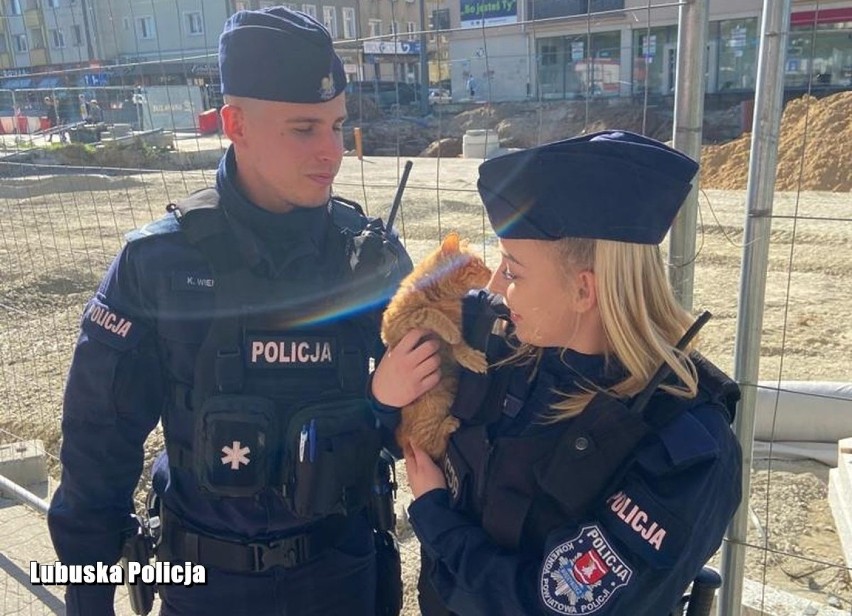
top-left (0, 440), bottom-right (47, 489)
top-left (741, 577), bottom-right (848, 615)
top-left (829, 437), bottom-right (852, 573)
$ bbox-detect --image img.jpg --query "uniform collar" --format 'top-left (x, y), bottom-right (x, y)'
top-left (215, 146), bottom-right (330, 278)
top-left (540, 347), bottom-right (623, 389)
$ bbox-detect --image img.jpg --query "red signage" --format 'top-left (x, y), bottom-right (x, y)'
top-left (790, 7), bottom-right (852, 26)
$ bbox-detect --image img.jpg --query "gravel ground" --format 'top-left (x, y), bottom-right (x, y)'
top-left (0, 158), bottom-right (849, 613)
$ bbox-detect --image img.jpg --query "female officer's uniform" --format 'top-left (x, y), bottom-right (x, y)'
top-left (378, 132), bottom-right (743, 615)
top-left (47, 8), bottom-right (412, 616)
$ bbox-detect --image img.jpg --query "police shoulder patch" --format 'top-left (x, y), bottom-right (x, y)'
top-left (600, 482), bottom-right (685, 569)
top-left (81, 297), bottom-right (146, 351)
top-left (540, 524), bottom-right (633, 615)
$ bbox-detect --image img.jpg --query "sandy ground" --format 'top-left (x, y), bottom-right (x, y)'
top-left (0, 155), bottom-right (849, 613)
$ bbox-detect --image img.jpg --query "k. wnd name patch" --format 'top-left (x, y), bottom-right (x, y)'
top-left (540, 525), bottom-right (633, 614)
top-left (171, 271), bottom-right (215, 292)
top-left (246, 335), bottom-right (336, 369)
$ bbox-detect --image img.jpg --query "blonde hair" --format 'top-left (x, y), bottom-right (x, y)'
top-left (509, 237), bottom-right (699, 419)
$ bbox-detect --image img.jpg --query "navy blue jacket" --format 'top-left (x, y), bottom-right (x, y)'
top-left (377, 348), bottom-right (742, 616)
top-left (48, 146), bottom-right (412, 614)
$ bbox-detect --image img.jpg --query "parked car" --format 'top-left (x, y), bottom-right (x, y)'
top-left (429, 88), bottom-right (452, 104)
top-left (345, 81), bottom-right (420, 109)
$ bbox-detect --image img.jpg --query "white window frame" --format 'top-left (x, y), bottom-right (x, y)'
top-left (322, 6), bottom-right (336, 38)
top-left (406, 21), bottom-right (416, 37)
top-left (342, 7), bottom-right (355, 39)
top-left (185, 11), bottom-right (203, 36)
top-left (390, 21), bottom-right (399, 36)
top-left (29, 27), bottom-right (44, 49)
top-left (368, 19), bottom-right (381, 38)
top-left (136, 15), bottom-right (156, 40)
top-left (71, 24), bottom-right (82, 46)
top-left (302, 4), bottom-right (317, 19)
top-left (13, 33), bottom-right (27, 53)
top-left (50, 28), bottom-right (65, 48)
top-left (10, 0), bottom-right (22, 15)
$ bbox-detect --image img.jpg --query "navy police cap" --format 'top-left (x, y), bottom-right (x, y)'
top-left (477, 131), bottom-right (699, 244)
top-left (219, 6), bottom-right (346, 103)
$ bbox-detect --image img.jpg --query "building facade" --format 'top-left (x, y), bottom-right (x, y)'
top-left (0, 0), bottom-right (95, 88)
top-left (443, 0), bottom-right (852, 102)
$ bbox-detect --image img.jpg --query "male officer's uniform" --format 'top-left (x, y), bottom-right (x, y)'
top-left (48, 7), bottom-right (412, 615)
top-left (375, 132), bottom-right (743, 615)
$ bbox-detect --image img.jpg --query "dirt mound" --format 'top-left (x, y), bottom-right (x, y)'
top-left (701, 91), bottom-right (852, 191)
top-left (353, 98), bottom-right (745, 159)
top-left (453, 100), bottom-right (674, 147)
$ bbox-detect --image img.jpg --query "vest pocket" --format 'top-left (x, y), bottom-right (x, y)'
top-left (193, 395), bottom-right (278, 498)
top-left (284, 398), bottom-right (381, 520)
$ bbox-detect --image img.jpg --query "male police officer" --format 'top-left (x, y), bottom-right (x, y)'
top-left (48, 7), bottom-right (411, 615)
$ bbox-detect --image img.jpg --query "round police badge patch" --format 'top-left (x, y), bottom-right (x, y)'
top-left (540, 524), bottom-right (633, 614)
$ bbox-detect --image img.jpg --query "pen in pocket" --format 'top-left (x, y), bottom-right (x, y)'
top-left (308, 419), bottom-right (317, 463)
top-left (299, 424), bottom-right (308, 463)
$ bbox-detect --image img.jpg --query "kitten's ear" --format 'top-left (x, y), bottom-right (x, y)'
top-left (441, 232), bottom-right (460, 255)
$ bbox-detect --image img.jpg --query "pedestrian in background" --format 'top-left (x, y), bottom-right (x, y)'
top-left (44, 96), bottom-right (59, 142)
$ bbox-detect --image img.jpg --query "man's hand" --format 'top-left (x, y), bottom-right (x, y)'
top-left (404, 444), bottom-right (447, 498)
top-left (372, 328), bottom-right (441, 408)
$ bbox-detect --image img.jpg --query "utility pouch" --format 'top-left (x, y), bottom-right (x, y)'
top-left (374, 530), bottom-right (403, 616)
top-left (194, 394), bottom-right (278, 498)
top-left (537, 392), bottom-right (649, 520)
top-left (284, 397), bottom-right (381, 519)
top-left (120, 516), bottom-right (155, 615)
top-left (442, 435), bottom-right (476, 510)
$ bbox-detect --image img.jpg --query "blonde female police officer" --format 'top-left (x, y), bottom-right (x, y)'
top-left (48, 7), bottom-right (411, 615)
top-left (372, 131), bottom-right (742, 615)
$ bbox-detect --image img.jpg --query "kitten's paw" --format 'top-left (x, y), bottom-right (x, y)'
top-left (454, 346), bottom-right (488, 374)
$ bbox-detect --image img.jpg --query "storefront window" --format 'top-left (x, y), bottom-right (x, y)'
top-left (787, 21), bottom-right (852, 89)
top-left (632, 26), bottom-right (675, 96)
top-left (536, 30), bottom-right (621, 99)
top-left (716, 18), bottom-right (758, 91)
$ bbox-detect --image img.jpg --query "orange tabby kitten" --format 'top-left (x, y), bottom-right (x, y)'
top-left (381, 232), bottom-right (493, 460)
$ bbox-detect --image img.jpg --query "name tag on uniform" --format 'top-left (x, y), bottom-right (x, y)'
top-left (171, 271), bottom-right (216, 292)
top-left (245, 335), bottom-right (336, 369)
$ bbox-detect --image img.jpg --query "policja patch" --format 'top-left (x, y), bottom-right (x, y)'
top-left (81, 297), bottom-right (144, 349)
top-left (540, 524), bottom-right (633, 614)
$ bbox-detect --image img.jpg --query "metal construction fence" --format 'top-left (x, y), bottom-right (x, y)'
top-left (0, 0), bottom-right (850, 614)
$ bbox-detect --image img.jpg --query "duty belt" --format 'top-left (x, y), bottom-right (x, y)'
top-left (159, 507), bottom-right (348, 573)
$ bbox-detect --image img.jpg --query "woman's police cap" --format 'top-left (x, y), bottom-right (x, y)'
top-left (219, 6), bottom-right (346, 103)
top-left (477, 131), bottom-right (699, 244)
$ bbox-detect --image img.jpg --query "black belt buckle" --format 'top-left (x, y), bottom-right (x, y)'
top-left (250, 536), bottom-right (308, 571)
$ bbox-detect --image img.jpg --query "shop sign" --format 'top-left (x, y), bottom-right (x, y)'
top-left (460, 0), bottom-right (518, 28)
top-left (362, 41), bottom-right (421, 55)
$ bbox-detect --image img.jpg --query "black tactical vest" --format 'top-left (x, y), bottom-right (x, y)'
top-left (164, 188), bottom-right (401, 520)
top-left (444, 334), bottom-right (739, 554)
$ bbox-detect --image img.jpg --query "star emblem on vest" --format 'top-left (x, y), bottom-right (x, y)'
top-left (221, 441), bottom-right (251, 470)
